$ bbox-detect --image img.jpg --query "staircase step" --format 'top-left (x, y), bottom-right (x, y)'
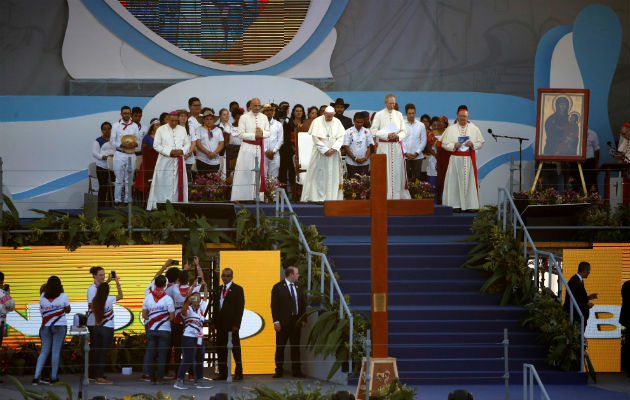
top-left (326, 242), bottom-right (476, 256)
top-left (317, 224), bottom-right (472, 236)
top-left (388, 344), bottom-right (544, 359)
top-left (331, 255), bottom-right (472, 269)
top-left (351, 305), bottom-right (527, 320)
top-left (341, 279), bottom-right (484, 293)
top-left (335, 266), bottom-right (483, 280)
top-left (388, 319), bottom-right (524, 333)
top-left (388, 331), bottom-right (537, 345)
top-left (395, 357), bottom-right (546, 372)
top-left (347, 292), bottom-right (503, 307)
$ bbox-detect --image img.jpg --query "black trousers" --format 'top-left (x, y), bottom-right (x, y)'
top-left (88, 326), bottom-right (97, 379)
top-left (279, 150), bottom-right (296, 191)
top-left (96, 166), bottom-right (114, 207)
top-left (196, 160), bottom-right (220, 175)
top-left (216, 328), bottom-right (242, 376)
top-left (346, 164), bottom-right (369, 177)
top-left (168, 323), bottom-right (184, 374)
top-left (405, 159), bottom-right (423, 182)
top-left (274, 316), bottom-right (301, 375)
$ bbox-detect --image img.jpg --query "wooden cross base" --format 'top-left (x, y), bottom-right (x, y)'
top-left (356, 357), bottom-right (399, 399)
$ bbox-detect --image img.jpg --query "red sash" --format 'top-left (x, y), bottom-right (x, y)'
top-left (119, 119), bottom-right (133, 130)
top-left (451, 150), bottom-right (478, 190)
top-left (243, 139), bottom-right (266, 192)
top-left (379, 139), bottom-right (408, 190)
top-left (177, 156), bottom-right (184, 202)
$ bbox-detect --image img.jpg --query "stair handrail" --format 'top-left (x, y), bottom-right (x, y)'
top-left (275, 188), bottom-right (354, 374)
top-left (523, 363), bottom-right (551, 400)
top-left (497, 187), bottom-right (584, 372)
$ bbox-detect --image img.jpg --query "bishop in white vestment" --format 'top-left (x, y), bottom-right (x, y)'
top-left (300, 107), bottom-right (345, 202)
top-left (441, 106), bottom-right (485, 210)
top-left (370, 94), bottom-right (411, 199)
top-left (231, 98), bottom-right (271, 201)
top-left (146, 112), bottom-right (191, 210)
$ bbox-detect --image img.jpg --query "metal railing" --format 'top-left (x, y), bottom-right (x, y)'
top-left (523, 363), bottom-right (551, 400)
top-left (497, 187), bottom-right (584, 371)
top-left (275, 187), bottom-right (354, 374)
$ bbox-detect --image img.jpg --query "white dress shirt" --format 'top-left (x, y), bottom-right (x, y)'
top-left (110, 119), bottom-right (140, 150)
top-left (264, 118), bottom-right (284, 155)
top-left (402, 119), bottom-right (427, 160)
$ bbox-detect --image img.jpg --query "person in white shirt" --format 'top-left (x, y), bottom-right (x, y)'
top-left (226, 108), bottom-right (244, 179)
top-left (231, 98), bottom-right (270, 201)
top-left (0, 271), bottom-right (15, 348)
top-left (110, 106), bottom-right (141, 205)
top-left (91, 273), bottom-right (123, 384)
top-left (582, 128), bottom-right (600, 193)
top-left (92, 122), bottom-right (116, 208)
top-left (174, 280), bottom-right (210, 390)
top-left (402, 104), bottom-right (427, 182)
top-left (263, 103), bottom-right (284, 179)
top-left (132, 107), bottom-right (147, 149)
top-left (32, 276), bottom-right (70, 385)
top-left (300, 106), bottom-right (346, 202)
top-left (343, 112), bottom-right (373, 177)
top-left (370, 94), bottom-right (411, 199)
top-left (86, 266), bottom-right (110, 380)
top-left (195, 109), bottom-right (224, 174)
top-left (146, 112), bottom-right (191, 210)
top-left (186, 98), bottom-right (203, 180)
top-left (165, 258), bottom-right (203, 378)
top-left (142, 275), bottom-right (175, 384)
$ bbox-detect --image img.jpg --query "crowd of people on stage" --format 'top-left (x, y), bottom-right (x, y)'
top-left (93, 93), bottom-right (630, 212)
top-left (0, 259), bottom-right (306, 390)
top-left (94, 93), bottom-right (545, 212)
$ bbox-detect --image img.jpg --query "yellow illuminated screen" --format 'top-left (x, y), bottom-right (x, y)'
top-left (219, 250), bottom-right (280, 374)
top-left (0, 245), bottom-right (181, 347)
top-left (563, 248), bottom-right (623, 372)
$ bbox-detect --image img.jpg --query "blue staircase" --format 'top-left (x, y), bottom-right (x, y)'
top-left (252, 203), bottom-right (586, 384)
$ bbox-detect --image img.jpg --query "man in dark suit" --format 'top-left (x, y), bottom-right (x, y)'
top-left (212, 268), bottom-right (245, 381)
top-left (563, 261), bottom-right (597, 331)
top-left (270, 266), bottom-right (306, 378)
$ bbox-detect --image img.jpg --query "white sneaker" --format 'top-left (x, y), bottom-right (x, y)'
top-left (173, 380), bottom-right (188, 390)
top-left (194, 380), bottom-right (212, 389)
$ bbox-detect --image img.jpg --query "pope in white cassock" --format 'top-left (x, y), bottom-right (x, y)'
top-left (146, 112), bottom-right (191, 210)
top-left (370, 94), bottom-right (411, 199)
top-left (441, 105), bottom-right (485, 210)
top-left (231, 98), bottom-right (270, 201)
top-left (300, 106), bottom-right (345, 202)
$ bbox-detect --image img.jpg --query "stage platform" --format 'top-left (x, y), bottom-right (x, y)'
top-left (1, 372), bottom-right (628, 400)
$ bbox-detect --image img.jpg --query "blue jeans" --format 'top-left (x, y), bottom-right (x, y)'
top-left (34, 325), bottom-right (67, 380)
top-left (146, 330), bottom-right (171, 379)
top-left (178, 336), bottom-right (204, 381)
top-left (93, 326), bottom-right (114, 378)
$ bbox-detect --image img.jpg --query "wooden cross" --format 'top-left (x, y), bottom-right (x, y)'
top-left (324, 154), bottom-right (434, 357)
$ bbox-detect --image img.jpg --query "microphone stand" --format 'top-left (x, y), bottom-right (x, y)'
top-left (488, 130), bottom-right (529, 192)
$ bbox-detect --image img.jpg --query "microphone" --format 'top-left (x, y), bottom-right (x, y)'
top-left (487, 128), bottom-right (497, 142)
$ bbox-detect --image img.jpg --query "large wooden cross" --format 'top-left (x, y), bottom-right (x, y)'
top-left (324, 154), bottom-right (434, 358)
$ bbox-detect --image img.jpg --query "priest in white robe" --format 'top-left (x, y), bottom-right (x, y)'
top-left (300, 106), bottom-right (345, 202)
top-left (146, 112), bottom-right (191, 210)
top-left (370, 94), bottom-right (411, 199)
top-left (231, 98), bottom-right (270, 201)
top-left (441, 105), bottom-right (485, 211)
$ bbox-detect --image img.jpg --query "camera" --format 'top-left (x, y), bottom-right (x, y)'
top-left (111, 270), bottom-right (116, 278)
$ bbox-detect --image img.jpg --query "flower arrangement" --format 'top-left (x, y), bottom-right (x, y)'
top-left (408, 179), bottom-right (436, 200)
top-left (343, 174), bottom-right (371, 200)
top-left (189, 172), bottom-right (231, 201)
top-left (343, 175), bottom-right (435, 200)
top-left (513, 189), bottom-right (603, 206)
top-left (189, 172), bottom-right (284, 203)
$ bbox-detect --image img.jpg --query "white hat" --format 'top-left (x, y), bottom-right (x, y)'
top-left (324, 105), bottom-right (335, 113)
